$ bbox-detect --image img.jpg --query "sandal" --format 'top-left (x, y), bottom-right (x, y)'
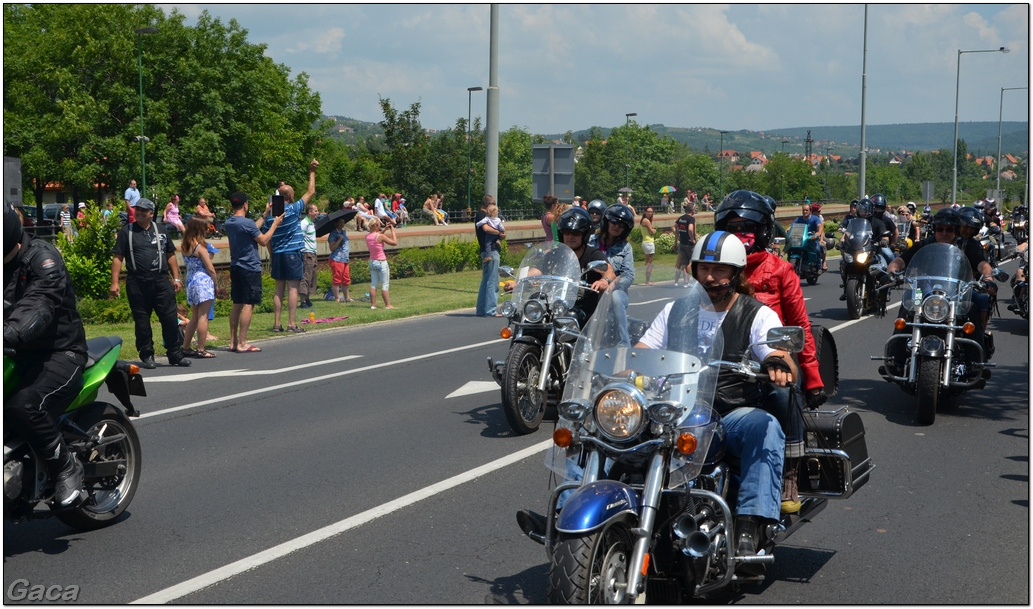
top-left (235, 345), bottom-right (261, 353)
top-left (182, 348), bottom-right (200, 358)
top-left (287, 324), bottom-right (306, 333)
top-left (196, 350), bottom-right (217, 358)
top-left (271, 325), bottom-right (284, 332)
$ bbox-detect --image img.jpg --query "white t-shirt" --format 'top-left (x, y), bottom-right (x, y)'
top-left (638, 297), bottom-right (780, 361)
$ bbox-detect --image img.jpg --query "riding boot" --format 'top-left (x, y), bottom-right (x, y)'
top-left (43, 438), bottom-right (85, 508)
top-left (734, 515), bottom-right (765, 577)
top-left (781, 461), bottom-right (801, 514)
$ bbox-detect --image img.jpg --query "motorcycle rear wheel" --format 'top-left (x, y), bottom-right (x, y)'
top-left (549, 520), bottom-right (636, 604)
top-left (915, 358), bottom-right (941, 425)
top-left (501, 342), bottom-right (546, 435)
top-left (844, 276), bottom-right (864, 319)
top-left (56, 403), bottom-right (142, 530)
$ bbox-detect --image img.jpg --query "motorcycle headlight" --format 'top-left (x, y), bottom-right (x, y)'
top-left (523, 299), bottom-right (546, 323)
top-left (921, 294), bottom-right (950, 323)
top-left (855, 251), bottom-right (868, 264)
top-left (550, 300), bottom-right (569, 317)
top-left (594, 384), bottom-right (647, 441)
top-left (499, 301), bottom-right (516, 318)
top-left (648, 401), bottom-right (684, 425)
top-left (558, 399), bottom-right (591, 422)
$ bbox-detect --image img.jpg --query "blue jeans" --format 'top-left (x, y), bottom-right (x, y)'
top-left (722, 407), bottom-right (785, 521)
top-left (476, 249), bottom-right (499, 316)
top-left (611, 288), bottom-right (631, 346)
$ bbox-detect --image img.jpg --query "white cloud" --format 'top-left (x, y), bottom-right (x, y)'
top-left (285, 27), bottom-right (345, 54)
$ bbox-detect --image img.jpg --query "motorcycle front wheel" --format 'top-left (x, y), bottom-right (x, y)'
top-left (915, 358), bottom-right (941, 425)
top-left (57, 403), bottom-right (142, 530)
top-left (844, 276), bottom-right (864, 319)
top-left (549, 520), bottom-right (636, 604)
top-left (501, 342), bottom-right (546, 435)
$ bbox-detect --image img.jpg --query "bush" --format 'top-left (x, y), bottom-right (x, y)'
top-left (77, 296), bottom-right (133, 324)
top-left (655, 232), bottom-right (676, 254)
top-left (57, 207), bottom-right (118, 300)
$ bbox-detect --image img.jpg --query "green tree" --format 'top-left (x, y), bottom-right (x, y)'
top-left (497, 127), bottom-right (534, 211)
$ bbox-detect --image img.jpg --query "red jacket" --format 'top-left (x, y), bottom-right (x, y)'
top-left (745, 251), bottom-right (824, 391)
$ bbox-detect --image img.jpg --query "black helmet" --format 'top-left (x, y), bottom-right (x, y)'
top-left (871, 193), bottom-right (888, 215)
top-left (761, 195), bottom-right (778, 213)
top-left (557, 206), bottom-right (593, 238)
top-left (974, 199), bottom-right (986, 210)
top-left (715, 190), bottom-right (775, 252)
top-left (4, 202), bottom-right (23, 258)
top-left (601, 203), bottom-right (635, 240)
top-left (586, 199), bottom-right (607, 217)
top-left (931, 207), bottom-right (960, 228)
top-left (957, 207), bottom-right (984, 230)
top-left (856, 198), bottom-right (873, 218)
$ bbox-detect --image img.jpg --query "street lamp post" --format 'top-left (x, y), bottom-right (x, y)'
top-left (952, 46), bottom-right (1009, 206)
top-left (781, 139), bottom-right (789, 203)
top-left (718, 130), bottom-right (729, 202)
top-left (996, 86), bottom-right (1027, 199)
top-left (625, 113), bottom-right (637, 188)
top-left (466, 86), bottom-right (483, 211)
top-left (825, 147), bottom-right (833, 198)
top-left (136, 26), bottom-right (157, 198)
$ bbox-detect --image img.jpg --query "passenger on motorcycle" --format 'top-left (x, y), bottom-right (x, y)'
top-left (870, 194), bottom-right (899, 247)
top-left (3, 202), bottom-right (88, 507)
top-left (715, 190), bottom-right (827, 410)
top-left (856, 199), bottom-right (896, 280)
top-left (886, 208), bottom-right (996, 365)
top-left (635, 231), bottom-right (799, 574)
top-left (585, 199), bottom-right (607, 233)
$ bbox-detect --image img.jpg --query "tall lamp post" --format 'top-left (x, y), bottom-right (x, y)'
top-left (624, 112), bottom-right (637, 188)
top-left (781, 139), bottom-right (789, 203)
top-left (996, 86), bottom-right (1027, 199)
top-left (466, 86), bottom-right (483, 211)
top-left (136, 26), bottom-right (157, 198)
top-left (718, 130), bottom-right (729, 202)
top-left (952, 46), bottom-right (1008, 206)
top-left (825, 147), bottom-right (833, 199)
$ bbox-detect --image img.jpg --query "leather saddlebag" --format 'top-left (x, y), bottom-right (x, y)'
top-left (797, 407), bottom-right (873, 499)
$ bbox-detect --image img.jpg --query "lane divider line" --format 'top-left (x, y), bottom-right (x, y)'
top-left (130, 439), bottom-right (553, 604)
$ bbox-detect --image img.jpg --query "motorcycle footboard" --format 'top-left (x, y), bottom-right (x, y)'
top-left (798, 408), bottom-right (874, 499)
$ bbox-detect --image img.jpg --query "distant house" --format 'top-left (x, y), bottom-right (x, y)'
top-left (749, 151), bottom-right (768, 164)
top-left (975, 155), bottom-right (996, 168)
top-left (717, 149), bottom-right (739, 163)
top-left (745, 158), bottom-right (766, 173)
top-left (999, 169), bottom-right (1019, 181)
top-left (1001, 154), bottom-right (1020, 169)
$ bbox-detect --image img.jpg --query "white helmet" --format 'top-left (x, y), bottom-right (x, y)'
top-left (691, 231), bottom-right (747, 268)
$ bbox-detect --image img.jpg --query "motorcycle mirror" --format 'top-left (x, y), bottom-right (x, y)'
top-left (757, 326), bottom-right (806, 354)
top-left (993, 267), bottom-right (1009, 282)
top-left (499, 266), bottom-right (515, 278)
top-left (773, 237), bottom-right (786, 246)
top-left (584, 260), bottom-right (608, 276)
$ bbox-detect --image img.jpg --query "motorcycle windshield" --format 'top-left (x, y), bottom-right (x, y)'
top-left (547, 283), bottom-right (722, 487)
top-left (902, 242), bottom-right (974, 315)
top-left (510, 241), bottom-right (582, 313)
top-left (841, 218), bottom-right (873, 251)
top-left (787, 222), bottom-right (809, 249)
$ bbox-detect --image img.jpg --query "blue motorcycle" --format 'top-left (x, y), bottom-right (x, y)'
top-left (786, 222), bottom-right (823, 285)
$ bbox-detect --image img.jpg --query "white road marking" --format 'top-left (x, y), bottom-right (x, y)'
top-left (628, 297), bottom-right (673, 306)
top-left (825, 298), bottom-right (903, 333)
top-left (145, 355), bottom-right (363, 383)
top-left (130, 438), bottom-right (554, 604)
top-left (446, 380), bottom-right (500, 399)
top-left (139, 339), bottom-right (506, 419)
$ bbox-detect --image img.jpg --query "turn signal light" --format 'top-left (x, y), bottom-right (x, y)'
top-left (500, 327), bottom-right (513, 339)
top-left (641, 553), bottom-right (651, 576)
top-left (962, 322), bottom-right (976, 335)
top-left (129, 364), bottom-right (140, 375)
top-left (553, 427), bottom-right (573, 448)
top-left (894, 318), bottom-right (907, 331)
top-left (675, 432), bottom-right (698, 455)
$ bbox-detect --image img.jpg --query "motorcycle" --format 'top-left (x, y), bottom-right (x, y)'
top-left (786, 222), bottom-right (822, 285)
top-left (529, 287), bottom-right (872, 602)
top-left (977, 225), bottom-right (1001, 267)
top-left (874, 243), bottom-right (1007, 425)
top-left (839, 217), bottom-right (890, 320)
top-left (4, 336), bottom-right (145, 529)
top-left (1007, 246), bottom-right (1028, 319)
top-left (487, 241), bottom-right (606, 435)
top-left (1009, 207), bottom-right (1028, 245)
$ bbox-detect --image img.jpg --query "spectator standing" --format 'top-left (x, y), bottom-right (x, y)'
top-left (179, 217), bottom-right (218, 359)
top-left (109, 198), bottom-right (190, 369)
top-left (299, 203), bottom-right (319, 309)
top-left (640, 206), bottom-right (657, 285)
top-left (124, 179), bottom-right (140, 224)
top-left (265, 159), bottom-right (319, 333)
top-left (365, 217), bottom-right (397, 309)
top-left (327, 216), bottom-right (353, 302)
top-left (672, 203), bottom-right (698, 287)
top-left (541, 194), bottom-right (559, 241)
top-left (102, 201), bottom-right (114, 221)
top-left (163, 194), bottom-right (184, 233)
top-left (75, 202), bottom-right (88, 232)
top-left (475, 196), bottom-right (505, 317)
top-left (59, 204), bottom-right (73, 241)
top-left (224, 192), bottom-right (282, 353)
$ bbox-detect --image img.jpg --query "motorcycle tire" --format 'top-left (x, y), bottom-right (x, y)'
top-left (915, 358), bottom-right (941, 425)
top-left (549, 519), bottom-right (636, 604)
top-left (811, 324), bottom-right (839, 398)
top-left (1017, 289), bottom-right (1029, 320)
top-left (791, 257), bottom-right (802, 279)
top-left (844, 276), bottom-right (864, 320)
top-left (56, 403), bottom-right (142, 530)
top-left (501, 342), bottom-right (546, 435)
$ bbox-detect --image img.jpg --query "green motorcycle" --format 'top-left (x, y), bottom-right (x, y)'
top-left (4, 336), bottom-right (145, 529)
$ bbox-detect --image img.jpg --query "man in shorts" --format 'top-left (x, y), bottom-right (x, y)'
top-left (672, 203), bottom-right (697, 287)
top-left (265, 159), bottom-right (319, 333)
top-left (224, 192), bottom-right (283, 353)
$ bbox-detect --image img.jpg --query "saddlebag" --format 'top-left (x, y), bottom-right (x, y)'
top-left (796, 407), bottom-right (873, 500)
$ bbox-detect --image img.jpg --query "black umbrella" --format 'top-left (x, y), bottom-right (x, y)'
top-left (314, 208), bottom-right (358, 237)
top-left (618, 187), bottom-right (634, 193)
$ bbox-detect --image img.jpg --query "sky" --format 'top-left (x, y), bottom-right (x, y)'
top-left (159, 3), bottom-right (1030, 135)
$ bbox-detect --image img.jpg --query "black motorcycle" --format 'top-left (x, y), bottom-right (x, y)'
top-left (1007, 247), bottom-right (1028, 319)
top-left (839, 217), bottom-right (889, 320)
top-left (488, 241), bottom-right (605, 435)
top-left (874, 243), bottom-right (1007, 425)
top-left (1010, 207), bottom-right (1028, 245)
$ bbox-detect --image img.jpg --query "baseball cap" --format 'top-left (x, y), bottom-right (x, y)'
top-left (230, 192), bottom-right (249, 207)
top-left (78, 202), bottom-right (86, 208)
top-left (135, 198), bottom-right (156, 211)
